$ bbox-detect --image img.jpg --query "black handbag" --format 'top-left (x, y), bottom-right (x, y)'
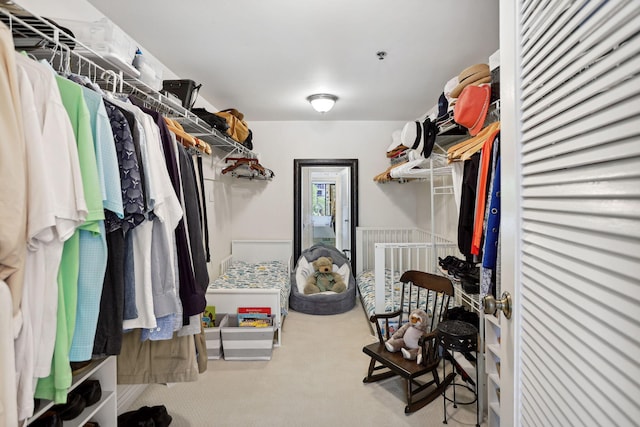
top-left (162, 79), bottom-right (202, 109)
top-left (191, 107), bottom-right (230, 132)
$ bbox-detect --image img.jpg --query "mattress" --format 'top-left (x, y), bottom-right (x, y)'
top-left (207, 260), bottom-right (291, 315)
top-left (356, 268), bottom-right (403, 319)
top-left (356, 268), bottom-right (451, 320)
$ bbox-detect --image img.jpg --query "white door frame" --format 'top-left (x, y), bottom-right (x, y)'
top-left (499, 0), bottom-right (522, 424)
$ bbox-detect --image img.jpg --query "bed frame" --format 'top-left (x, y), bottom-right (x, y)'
top-left (355, 227), bottom-right (459, 315)
top-left (206, 240), bottom-right (292, 347)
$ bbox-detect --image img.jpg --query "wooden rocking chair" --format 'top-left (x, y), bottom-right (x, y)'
top-left (362, 270), bottom-right (455, 414)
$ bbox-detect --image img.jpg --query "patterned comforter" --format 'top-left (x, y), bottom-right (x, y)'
top-left (207, 261), bottom-right (291, 314)
top-left (356, 268), bottom-right (451, 320)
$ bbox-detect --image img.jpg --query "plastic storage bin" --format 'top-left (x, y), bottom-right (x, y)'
top-left (221, 315), bottom-right (275, 361)
top-left (204, 314), bottom-right (229, 360)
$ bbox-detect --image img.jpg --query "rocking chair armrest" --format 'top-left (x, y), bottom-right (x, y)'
top-left (417, 330), bottom-right (440, 365)
top-left (368, 309), bottom-right (403, 323)
top-left (418, 330), bottom-right (438, 346)
top-left (369, 310), bottom-right (403, 343)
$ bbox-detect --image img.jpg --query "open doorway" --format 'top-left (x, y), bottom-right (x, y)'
top-left (293, 159), bottom-right (358, 269)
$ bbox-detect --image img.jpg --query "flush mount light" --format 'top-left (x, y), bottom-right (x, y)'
top-left (307, 93), bottom-right (338, 113)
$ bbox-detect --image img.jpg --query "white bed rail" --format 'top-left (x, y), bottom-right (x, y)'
top-left (373, 242), bottom-right (458, 314)
top-left (220, 255), bottom-right (234, 275)
top-left (356, 227), bottom-right (458, 274)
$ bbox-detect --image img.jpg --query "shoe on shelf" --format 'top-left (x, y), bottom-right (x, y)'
top-left (51, 393), bottom-right (86, 421)
top-left (30, 410), bottom-right (62, 427)
top-left (70, 360), bottom-right (94, 376)
top-left (75, 379), bottom-right (102, 406)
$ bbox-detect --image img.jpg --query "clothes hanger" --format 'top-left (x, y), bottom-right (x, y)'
top-left (221, 157), bottom-right (257, 175)
top-left (447, 121), bottom-right (500, 163)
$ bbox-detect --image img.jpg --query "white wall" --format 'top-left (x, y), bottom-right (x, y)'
top-left (223, 121), bottom-right (428, 240)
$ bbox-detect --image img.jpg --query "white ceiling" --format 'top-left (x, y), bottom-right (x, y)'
top-left (29, 0), bottom-right (501, 121)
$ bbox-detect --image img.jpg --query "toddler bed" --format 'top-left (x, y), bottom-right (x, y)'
top-left (289, 243), bottom-right (357, 315)
top-left (355, 227), bottom-right (459, 321)
top-left (206, 240), bottom-right (292, 346)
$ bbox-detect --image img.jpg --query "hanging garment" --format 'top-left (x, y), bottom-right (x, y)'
top-left (483, 156), bottom-right (501, 270)
top-left (13, 56), bottom-right (86, 398)
top-left (471, 130), bottom-right (500, 256)
top-left (13, 62), bottom-right (42, 422)
top-left (103, 101), bottom-right (145, 233)
top-left (92, 229), bottom-right (125, 357)
top-left (457, 152), bottom-right (481, 257)
top-left (93, 101), bottom-right (145, 356)
top-left (70, 85), bottom-right (122, 362)
top-left (0, 280), bottom-right (18, 427)
top-left (36, 75), bottom-right (104, 403)
top-left (117, 329), bottom-right (199, 384)
top-left (196, 156), bottom-right (211, 263)
top-left (131, 101), bottom-right (205, 318)
top-left (481, 156), bottom-right (501, 300)
top-left (0, 21), bottom-right (28, 338)
top-left (177, 144), bottom-right (209, 291)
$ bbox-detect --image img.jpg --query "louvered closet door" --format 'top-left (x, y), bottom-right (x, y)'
top-left (500, 0), bottom-right (640, 426)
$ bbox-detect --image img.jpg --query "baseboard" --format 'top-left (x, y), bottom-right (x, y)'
top-left (116, 384), bottom-right (149, 415)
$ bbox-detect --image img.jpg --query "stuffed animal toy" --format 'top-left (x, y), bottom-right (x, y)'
top-left (385, 309), bottom-right (429, 361)
top-left (303, 256), bottom-right (347, 294)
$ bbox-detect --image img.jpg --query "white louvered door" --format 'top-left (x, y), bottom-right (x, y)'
top-left (499, 0), bottom-right (640, 426)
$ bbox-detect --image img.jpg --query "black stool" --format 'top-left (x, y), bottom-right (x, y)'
top-left (437, 320), bottom-right (480, 427)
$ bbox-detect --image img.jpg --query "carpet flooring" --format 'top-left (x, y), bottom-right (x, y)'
top-left (128, 300), bottom-right (485, 426)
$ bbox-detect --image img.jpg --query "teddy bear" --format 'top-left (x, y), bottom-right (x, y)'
top-left (384, 309), bottom-right (429, 361)
top-left (303, 256), bottom-right (347, 294)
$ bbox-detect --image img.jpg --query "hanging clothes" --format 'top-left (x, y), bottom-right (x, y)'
top-left (471, 130), bottom-right (499, 256)
top-left (177, 144), bottom-right (209, 291)
top-left (458, 152), bottom-right (481, 258)
top-left (93, 100), bottom-right (145, 357)
top-left (0, 21), bottom-right (28, 340)
top-left (36, 74), bottom-right (104, 404)
top-left (70, 84), bottom-right (122, 363)
top-left (12, 53), bottom-right (87, 421)
top-left (131, 101), bottom-right (205, 318)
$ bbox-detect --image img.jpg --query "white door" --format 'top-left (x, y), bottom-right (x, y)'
top-left (301, 166), bottom-right (313, 251)
top-left (339, 167), bottom-right (351, 255)
top-left (500, 0), bottom-right (640, 426)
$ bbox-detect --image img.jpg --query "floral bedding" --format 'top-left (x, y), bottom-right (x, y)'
top-left (207, 260), bottom-right (290, 314)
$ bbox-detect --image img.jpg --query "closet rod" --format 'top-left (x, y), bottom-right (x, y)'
top-left (0, 3), bottom-right (255, 158)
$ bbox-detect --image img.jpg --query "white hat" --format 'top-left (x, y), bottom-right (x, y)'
top-left (386, 129), bottom-right (403, 152)
top-left (444, 75), bottom-right (459, 101)
top-left (400, 121), bottom-right (422, 150)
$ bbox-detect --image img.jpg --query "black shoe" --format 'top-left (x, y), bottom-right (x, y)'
top-left (70, 360), bottom-right (94, 376)
top-left (75, 380), bottom-right (102, 406)
top-left (137, 405), bottom-right (172, 427)
top-left (30, 410), bottom-right (62, 427)
top-left (51, 393), bottom-right (86, 421)
top-left (117, 410), bottom-right (155, 427)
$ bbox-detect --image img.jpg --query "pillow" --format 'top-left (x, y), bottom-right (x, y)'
top-left (334, 263), bottom-right (350, 285)
top-left (295, 257), bottom-right (351, 294)
top-left (295, 256), bottom-right (315, 294)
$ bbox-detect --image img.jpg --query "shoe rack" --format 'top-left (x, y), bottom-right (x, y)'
top-left (484, 313), bottom-right (501, 427)
top-left (28, 356), bottom-right (117, 426)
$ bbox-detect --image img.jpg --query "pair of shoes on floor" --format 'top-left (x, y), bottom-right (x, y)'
top-left (118, 405), bottom-right (172, 427)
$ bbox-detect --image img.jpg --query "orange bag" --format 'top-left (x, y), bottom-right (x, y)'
top-left (214, 109), bottom-right (249, 143)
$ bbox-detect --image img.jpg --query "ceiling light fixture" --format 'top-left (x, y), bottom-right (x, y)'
top-left (307, 93), bottom-right (338, 113)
